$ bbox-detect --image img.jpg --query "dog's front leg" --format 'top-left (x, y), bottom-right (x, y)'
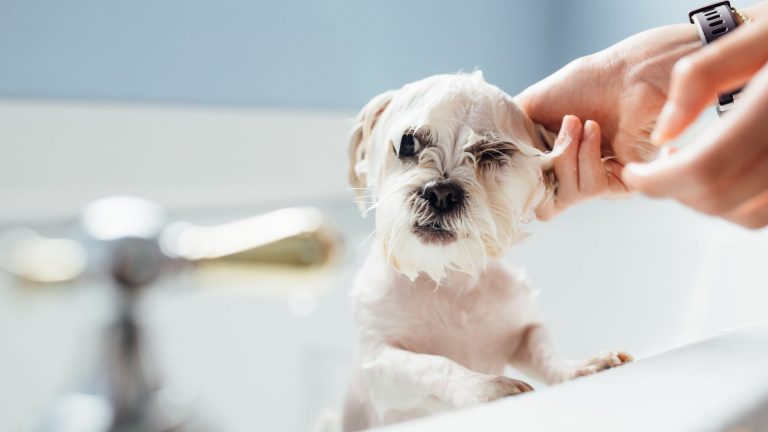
top-left (364, 344), bottom-right (533, 412)
top-left (509, 324), bottom-right (576, 384)
top-left (510, 324), bottom-right (633, 384)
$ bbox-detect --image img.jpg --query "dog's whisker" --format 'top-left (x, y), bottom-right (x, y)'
top-left (356, 229), bottom-right (378, 251)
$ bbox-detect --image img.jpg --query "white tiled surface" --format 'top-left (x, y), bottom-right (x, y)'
top-left (0, 100), bottom-right (351, 224)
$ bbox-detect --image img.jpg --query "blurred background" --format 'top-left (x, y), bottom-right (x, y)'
top-left (1, 1), bottom-right (766, 431)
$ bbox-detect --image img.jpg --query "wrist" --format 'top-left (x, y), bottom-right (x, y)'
top-left (670, 21), bottom-right (702, 46)
top-left (606, 23), bottom-right (699, 103)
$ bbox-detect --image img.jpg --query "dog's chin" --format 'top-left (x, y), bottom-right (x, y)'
top-left (411, 224), bottom-right (456, 245)
top-left (382, 231), bottom-right (488, 283)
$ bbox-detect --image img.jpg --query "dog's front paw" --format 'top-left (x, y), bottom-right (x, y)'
top-left (573, 350), bottom-right (633, 378)
top-left (451, 376), bottom-right (534, 408)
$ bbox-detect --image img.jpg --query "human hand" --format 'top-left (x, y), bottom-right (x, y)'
top-left (536, 115), bottom-right (629, 221)
top-left (623, 18), bottom-right (768, 229)
top-left (516, 24), bottom-right (700, 165)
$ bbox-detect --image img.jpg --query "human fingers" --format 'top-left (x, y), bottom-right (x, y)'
top-left (652, 21), bottom-right (768, 143)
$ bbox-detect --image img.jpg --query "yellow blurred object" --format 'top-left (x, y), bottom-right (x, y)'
top-left (0, 228), bottom-right (88, 283)
top-left (160, 206), bottom-right (343, 270)
top-left (0, 206), bottom-right (343, 285)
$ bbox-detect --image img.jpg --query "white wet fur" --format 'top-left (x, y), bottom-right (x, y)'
top-left (343, 73), bottom-right (632, 431)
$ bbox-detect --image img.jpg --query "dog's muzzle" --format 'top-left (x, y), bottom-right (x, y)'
top-left (411, 179), bottom-right (466, 245)
top-left (421, 179), bottom-right (465, 214)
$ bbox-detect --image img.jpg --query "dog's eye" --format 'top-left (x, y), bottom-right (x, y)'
top-left (478, 150), bottom-right (506, 164)
top-left (398, 133), bottom-right (421, 158)
top-left (469, 140), bottom-right (516, 170)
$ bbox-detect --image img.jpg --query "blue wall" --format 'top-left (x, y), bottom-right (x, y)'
top-left (3, 0), bottom-right (758, 109)
top-left (553, 0), bottom-right (719, 59)
top-left (0, 0), bottom-right (559, 109)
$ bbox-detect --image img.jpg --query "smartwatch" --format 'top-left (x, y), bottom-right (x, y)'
top-left (688, 1), bottom-right (741, 115)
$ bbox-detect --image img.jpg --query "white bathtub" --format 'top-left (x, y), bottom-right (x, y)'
top-left (1, 101), bottom-right (766, 431)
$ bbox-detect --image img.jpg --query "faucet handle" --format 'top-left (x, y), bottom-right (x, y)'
top-left (0, 204), bottom-right (343, 283)
top-left (160, 207), bottom-right (343, 270)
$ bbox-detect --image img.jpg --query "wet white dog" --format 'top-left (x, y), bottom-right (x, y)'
top-left (342, 72), bottom-right (631, 431)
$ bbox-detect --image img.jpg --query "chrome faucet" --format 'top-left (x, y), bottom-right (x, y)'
top-left (0, 196), bottom-right (342, 431)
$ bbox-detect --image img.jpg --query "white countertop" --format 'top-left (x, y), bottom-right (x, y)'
top-left (388, 320), bottom-right (768, 432)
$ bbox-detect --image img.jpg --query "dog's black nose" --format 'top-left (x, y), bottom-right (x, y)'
top-left (421, 180), bottom-right (465, 213)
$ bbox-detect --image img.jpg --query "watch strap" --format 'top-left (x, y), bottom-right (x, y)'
top-left (688, 2), bottom-right (741, 115)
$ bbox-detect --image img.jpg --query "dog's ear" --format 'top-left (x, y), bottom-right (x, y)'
top-left (534, 123), bottom-right (557, 153)
top-left (348, 90), bottom-right (395, 212)
top-left (530, 123), bottom-right (558, 213)
top-left (530, 123), bottom-right (558, 172)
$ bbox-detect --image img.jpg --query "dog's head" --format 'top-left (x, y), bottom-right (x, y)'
top-left (349, 72), bottom-right (556, 281)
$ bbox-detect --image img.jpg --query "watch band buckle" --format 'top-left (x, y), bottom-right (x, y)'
top-left (688, 1), bottom-right (732, 23)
